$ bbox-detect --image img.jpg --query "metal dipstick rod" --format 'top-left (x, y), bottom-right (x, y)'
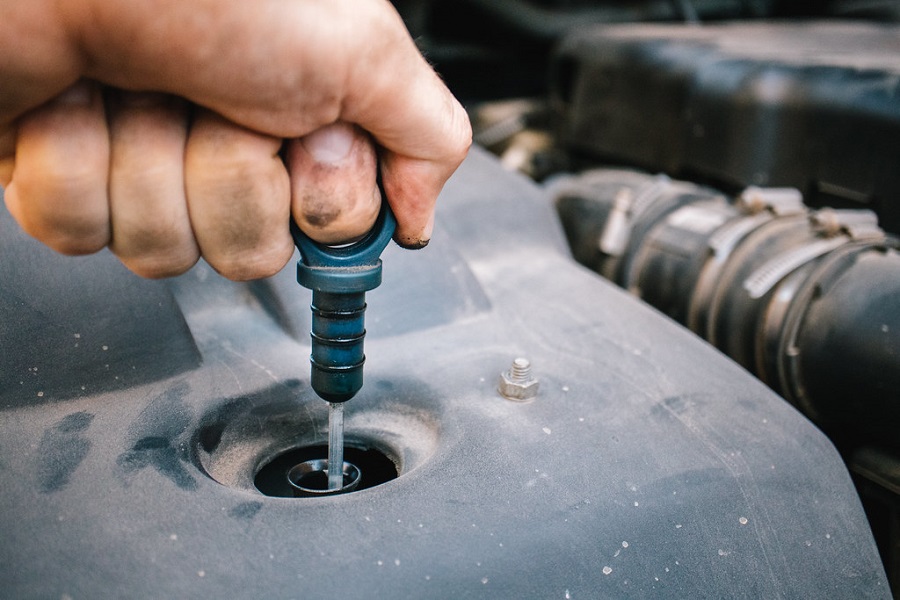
top-left (327, 402), bottom-right (344, 490)
top-left (292, 203), bottom-right (396, 495)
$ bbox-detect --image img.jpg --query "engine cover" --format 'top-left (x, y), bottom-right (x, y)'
top-left (0, 148), bottom-right (889, 597)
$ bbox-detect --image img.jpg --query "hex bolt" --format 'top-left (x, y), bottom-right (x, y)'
top-left (498, 357), bottom-right (540, 401)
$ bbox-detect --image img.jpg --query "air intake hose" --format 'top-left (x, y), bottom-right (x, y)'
top-left (553, 170), bottom-right (899, 447)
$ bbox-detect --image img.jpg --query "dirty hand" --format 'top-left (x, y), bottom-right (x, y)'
top-left (0, 0), bottom-right (471, 280)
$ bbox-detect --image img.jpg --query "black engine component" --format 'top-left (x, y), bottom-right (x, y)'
top-left (554, 171), bottom-right (900, 448)
top-left (551, 21), bottom-right (900, 234)
top-left (392, 0), bottom-right (783, 102)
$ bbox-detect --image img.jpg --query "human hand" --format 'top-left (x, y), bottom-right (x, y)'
top-left (0, 0), bottom-right (471, 280)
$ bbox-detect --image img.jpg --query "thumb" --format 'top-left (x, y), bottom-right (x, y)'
top-left (286, 121), bottom-right (381, 245)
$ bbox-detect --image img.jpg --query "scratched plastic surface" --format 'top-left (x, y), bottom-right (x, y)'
top-left (0, 148), bottom-right (889, 599)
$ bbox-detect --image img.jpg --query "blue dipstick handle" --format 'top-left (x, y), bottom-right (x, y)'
top-left (291, 202), bottom-right (396, 402)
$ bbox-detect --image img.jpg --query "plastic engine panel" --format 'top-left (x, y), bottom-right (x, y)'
top-left (0, 148), bottom-right (889, 598)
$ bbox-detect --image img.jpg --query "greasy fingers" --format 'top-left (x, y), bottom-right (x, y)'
top-left (4, 81), bottom-right (111, 254)
top-left (107, 92), bottom-right (198, 278)
top-left (286, 121), bottom-right (380, 245)
top-left (381, 155), bottom-right (440, 249)
top-left (1, 0), bottom-right (472, 277)
top-left (185, 109), bottom-right (293, 281)
top-left (67, 0), bottom-right (471, 249)
top-left (339, 4), bottom-right (472, 248)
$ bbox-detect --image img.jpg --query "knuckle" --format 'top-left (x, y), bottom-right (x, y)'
top-left (20, 214), bottom-right (109, 256)
top-left (10, 193), bottom-right (109, 255)
top-left (123, 252), bottom-right (199, 279)
top-left (44, 229), bottom-right (108, 256)
top-left (206, 241), bottom-right (292, 282)
top-left (112, 233), bottom-right (200, 278)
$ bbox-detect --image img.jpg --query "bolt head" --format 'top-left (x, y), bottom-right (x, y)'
top-left (498, 371), bottom-right (539, 401)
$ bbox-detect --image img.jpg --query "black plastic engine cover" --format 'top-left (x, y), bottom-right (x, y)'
top-left (0, 149), bottom-right (890, 598)
top-left (552, 21), bottom-right (900, 235)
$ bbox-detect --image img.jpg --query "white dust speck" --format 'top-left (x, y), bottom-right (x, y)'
top-left (654, 577), bottom-right (659, 582)
top-left (169, 534), bottom-right (178, 541)
top-left (543, 427), bottom-right (552, 435)
top-left (718, 549), bottom-right (730, 556)
top-left (479, 377), bottom-right (485, 383)
top-left (634, 502), bottom-right (639, 507)
top-left (675, 561), bottom-right (679, 565)
top-left (419, 523), bottom-right (424, 528)
top-left (74, 333), bottom-right (80, 339)
top-left (614, 550), bottom-right (620, 558)
top-left (675, 524), bottom-right (682, 529)
top-left (197, 570), bottom-right (205, 578)
top-left (365, 516), bottom-right (371, 522)
top-left (804, 540), bottom-right (812, 547)
top-left (762, 418), bottom-right (768, 424)
top-left (578, 417), bottom-right (584, 422)
top-left (394, 559), bottom-right (401, 566)
top-left (629, 485), bottom-right (637, 492)
top-left (739, 517), bottom-right (748, 525)
top-left (825, 533), bottom-right (831, 539)
top-left (102, 345), bottom-right (108, 351)
top-left (665, 567), bottom-right (669, 573)
top-left (622, 541), bottom-right (629, 548)
top-left (425, 575), bottom-right (431, 581)
top-left (602, 566), bottom-right (613, 575)
top-left (37, 391), bottom-right (44, 397)
top-left (481, 577), bottom-right (489, 585)
top-left (269, 554), bottom-right (274, 560)
top-left (565, 590), bottom-right (571, 599)
top-left (377, 560), bottom-right (383, 566)
top-left (562, 386), bottom-right (570, 392)
top-left (476, 562), bottom-right (481, 567)
top-left (882, 324), bottom-right (889, 333)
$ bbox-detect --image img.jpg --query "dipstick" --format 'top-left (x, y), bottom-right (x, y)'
top-left (327, 402), bottom-right (345, 491)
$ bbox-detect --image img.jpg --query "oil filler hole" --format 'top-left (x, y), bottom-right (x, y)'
top-left (255, 444), bottom-right (398, 498)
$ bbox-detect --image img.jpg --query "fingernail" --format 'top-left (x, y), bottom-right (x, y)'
top-left (54, 81), bottom-right (93, 106)
top-left (301, 122), bottom-right (355, 165)
top-left (394, 211), bottom-right (435, 250)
